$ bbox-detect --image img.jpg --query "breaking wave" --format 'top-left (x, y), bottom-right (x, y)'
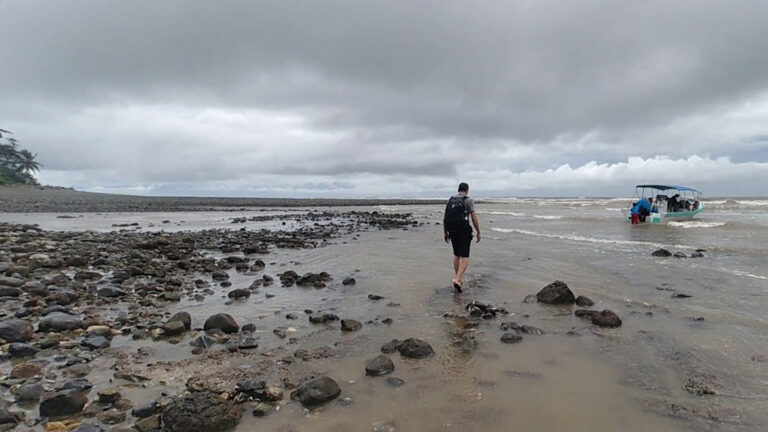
top-left (668, 221), bottom-right (726, 229)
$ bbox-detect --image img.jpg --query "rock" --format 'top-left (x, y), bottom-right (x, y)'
top-left (8, 342), bottom-right (39, 358)
top-left (211, 270), bottom-right (230, 281)
top-left (0, 276), bottom-right (24, 287)
top-left (340, 319), bottom-right (362, 332)
top-left (134, 414), bottom-right (160, 432)
top-left (500, 332), bottom-right (523, 344)
top-left (131, 402), bottom-right (158, 418)
top-left (190, 335), bottom-right (216, 349)
top-left (368, 294), bottom-right (384, 301)
top-left (499, 322), bottom-right (544, 335)
top-left (58, 378), bottom-right (92, 393)
top-left (97, 388), bottom-right (121, 404)
top-left (236, 380), bottom-right (283, 401)
top-left (238, 334), bottom-right (259, 350)
top-left (163, 320), bottom-right (187, 336)
top-left (0, 286), bottom-right (22, 297)
top-left (380, 339), bottom-right (402, 354)
top-left (536, 281), bottom-right (576, 304)
top-left (398, 338), bottom-right (434, 358)
top-left (168, 312), bottom-right (191, 330)
top-left (574, 309), bottom-right (599, 319)
top-left (691, 251), bottom-right (704, 258)
top-left (309, 313), bottom-right (339, 324)
top-left (40, 389), bottom-right (88, 417)
top-left (671, 293), bottom-right (692, 299)
top-left (97, 286), bottom-right (126, 298)
top-left (251, 403), bottom-right (272, 417)
top-left (522, 294), bottom-right (537, 303)
top-left (11, 362), bottom-right (42, 379)
top-left (203, 313), bottom-right (239, 334)
top-left (81, 336), bottom-right (110, 350)
top-left (38, 312), bottom-right (83, 332)
top-left (342, 277), bottom-right (356, 286)
top-left (98, 408), bottom-right (126, 424)
top-left (385, 377), bottom-right (405, 387)
top-left (74, 271), bottom-right (102, 281)
top-left (0, 402), bottom-right (18, 425)
top-left (13, 381), bottom-right (43, 402)
top-left (652, 248), bottom-right (672, 257)
top-left (673, 252), bottom-right (687, 258)
top-left (290, 376), bottom-right (341, 408)
top-left (575, 296), bottom-right (594, 306)
top-left (161, 391), bottom-right (243, 432)
top-left (591, 309), bottom-right (622, 327)
top-left (85, 325), bottom-right (113, 338)
top-left (365, 355), bottom-right (395, 376)
top-left (0, 319), bottom-right (34, 342)
top-left (71, 424), bottom-right (104, 432)
top-left (227, 288), bottom-right (250, 299)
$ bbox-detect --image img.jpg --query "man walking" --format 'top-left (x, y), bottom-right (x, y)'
top-left (444, 182), bottom-right (480, 293)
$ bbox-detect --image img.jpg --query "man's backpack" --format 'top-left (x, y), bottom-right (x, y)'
top-left (444, 195), bottom-right (469, 233)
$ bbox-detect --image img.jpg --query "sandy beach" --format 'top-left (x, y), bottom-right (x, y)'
top-left (0, 189), bottom-right (767, 431)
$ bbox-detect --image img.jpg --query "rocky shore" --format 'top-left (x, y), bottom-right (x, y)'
top-left (0, 187), bottom-right (443, 213)
top-left (0, 210), bottom-right (424, 431)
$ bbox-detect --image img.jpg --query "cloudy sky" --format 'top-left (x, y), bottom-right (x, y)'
top-left (2, 1), bottom-right (768, 197)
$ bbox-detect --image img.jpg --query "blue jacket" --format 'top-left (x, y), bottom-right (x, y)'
top-left (631, 198), bottom-right (651, 215)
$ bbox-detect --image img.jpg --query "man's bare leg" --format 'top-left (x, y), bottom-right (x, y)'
top-left (455, 257), bottom-right (470, 285)
top-left (453, 255), bottom-right (460, 276)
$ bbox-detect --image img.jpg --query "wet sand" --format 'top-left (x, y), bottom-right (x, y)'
top-left (1, 195), bottom-right (767, 431)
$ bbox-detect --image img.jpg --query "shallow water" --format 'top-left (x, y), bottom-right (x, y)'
top-left (2, 197), bottom-right (767, 431)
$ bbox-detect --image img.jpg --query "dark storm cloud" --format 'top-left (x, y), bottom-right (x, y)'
top-left (2, 0), bottom-right (768, 196)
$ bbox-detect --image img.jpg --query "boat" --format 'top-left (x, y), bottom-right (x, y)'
top-left (624, 184), bottom-right (704, 224)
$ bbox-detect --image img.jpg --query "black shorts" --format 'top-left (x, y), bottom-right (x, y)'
top-left (450, 230), bottom-right (473, 257)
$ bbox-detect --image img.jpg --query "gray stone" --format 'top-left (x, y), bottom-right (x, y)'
top-left (168, 311), bottom-right (191, 330)
top-left (39, 312), bottom-right (83, 332)
top-left (0, 319), bottom-right (34, 342)
top-left (398, 338), bottom-right (434, 358)
top-left (8, 342), bottom-right (39, 358)
top-left (163, 320), bottom-right (186, 336)
top-left (290, 376), bottom-right (341, 407)
top-left (591, 309), bottom-right (622, 327)
top-left (365, 355), bottom-right (395, 376)
top-left (97, 286), bottom-right (126, 298)
top-left (81, 336), bottom-right (110, 350)
top-left (203, 313), bottom-right (239, 334)
top-left (536, 281), bottom-right (576, 304)
top-left (500, 332), bottom-right (523, 344)
top-left (161, 391), bottom-right (243, 432)
top-left (40, 389), bottom-right (88, 417)
top-left (340, 319), bottom-right (362, 332)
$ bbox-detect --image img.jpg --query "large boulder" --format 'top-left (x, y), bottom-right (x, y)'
top-left (652, 248), bottom-right (672, 257)
top-left (536, 281), bottom-right (576, 305)
top-left (290, 376), bottom-right (341, 408)
top-left (204, 313), bottom-right (239, 334)
top-left (161, 391), bottom-right (243, 432)
top-left (398, 338), bottom-right (435, 359)
top-left (38, 312), bottom-right (83, 332)
top-left (168, 311), bottom-right (192, 330)
top-left (591, 309), bottom-right (622, 327)
top-left (0, 319), bottom-right (34, 342)
top-left (40, 389), bottom-right (88, 417)
top-left (365, 355), bottom-right (395, 376)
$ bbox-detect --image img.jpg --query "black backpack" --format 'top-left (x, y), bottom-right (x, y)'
top-left (444, 196), bottom-right (469, 233)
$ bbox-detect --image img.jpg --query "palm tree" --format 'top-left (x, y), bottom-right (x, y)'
top-left (16, 149), bottom-right (42, 174)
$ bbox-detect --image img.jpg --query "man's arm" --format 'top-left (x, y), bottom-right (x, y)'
top-left (471, 211), bottom-right (480, 242)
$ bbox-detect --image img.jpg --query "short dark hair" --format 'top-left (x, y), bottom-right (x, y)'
top-left (458, 182), bottom-right (469, 192)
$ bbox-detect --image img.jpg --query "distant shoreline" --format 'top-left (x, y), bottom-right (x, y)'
top-left (0, 185), bottom-right (445, 213)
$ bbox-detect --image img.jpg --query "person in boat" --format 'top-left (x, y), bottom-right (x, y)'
top-left (631, 197), bottom-right (652, 223)
top-left (668, 194), bottom-right (680, 212)
top-left (649, 197), bottom-right (657, 213)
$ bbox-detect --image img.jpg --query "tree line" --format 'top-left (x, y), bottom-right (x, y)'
top-left (0, 128), bottom-right (42, 185)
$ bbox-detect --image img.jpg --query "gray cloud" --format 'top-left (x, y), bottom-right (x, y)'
top-left (2, 0), bottom-right (768, 196)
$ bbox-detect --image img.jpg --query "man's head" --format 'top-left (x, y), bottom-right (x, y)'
top-left (458, 182), bottom-right (469, 193)
top-left (648, 198), bottom-right (653, 204)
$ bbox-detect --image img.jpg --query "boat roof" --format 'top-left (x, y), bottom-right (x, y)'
top-left (635, 184), bottom-right (701, 193)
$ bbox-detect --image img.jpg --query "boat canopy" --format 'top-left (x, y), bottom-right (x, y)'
top-left (635, 184), bottom-right (701, 193)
